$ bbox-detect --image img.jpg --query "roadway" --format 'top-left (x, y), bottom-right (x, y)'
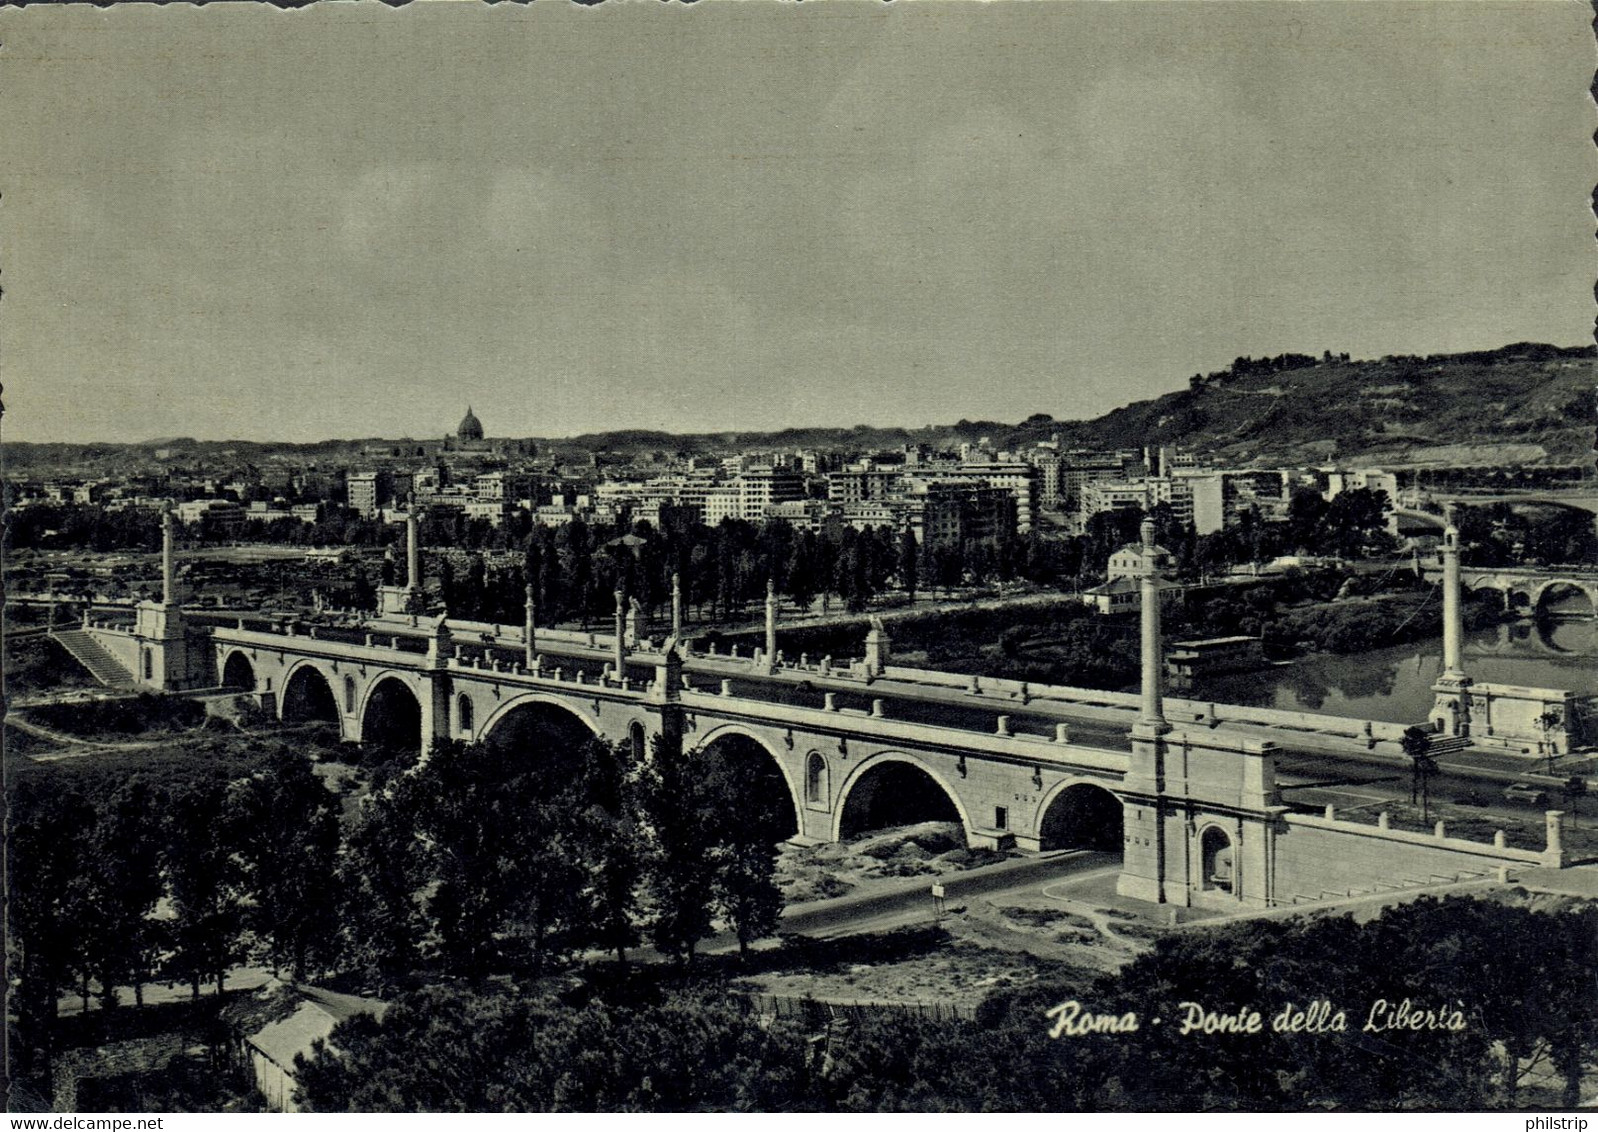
top-left (702, 849), bottom-right (1120, 951)
top-left (397, 624), bottom-right (1581, 802)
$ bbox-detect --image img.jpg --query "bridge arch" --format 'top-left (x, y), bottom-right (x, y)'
top-left (281, 660), bottom-right (339, 727)
top-left (1465, 582), bottom-right (1508, 616)
top-left (832, 752), bottom-right (971, 845)
top-left (695, 724), bottom-right (802, 839)
top-left (220, 650), bottom-right (256, 691)
top-left (1532, 581), bottom-right (1598, 620)
top-left (1035, 779), bottom-right (1124, 852)
top-left (477, 693), bottom-right (602, 746)
top-left (358, 673), bottom-right (424, 758)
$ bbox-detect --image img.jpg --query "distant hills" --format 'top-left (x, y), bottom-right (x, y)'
top-left (11, 342), bottom-right (1594, 473)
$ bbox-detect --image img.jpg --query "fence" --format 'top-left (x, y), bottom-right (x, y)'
top-left (738, 992), bottom-right (975, 1025)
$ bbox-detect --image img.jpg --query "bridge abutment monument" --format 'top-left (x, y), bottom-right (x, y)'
top-left (1429, 512), bottom-right (1474, 738)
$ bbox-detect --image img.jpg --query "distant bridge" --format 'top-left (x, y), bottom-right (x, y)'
top-left (1421, 563), bottom-right (1598, 618)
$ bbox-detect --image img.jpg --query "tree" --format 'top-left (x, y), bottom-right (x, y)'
top-left (1563, 776), bottom-right (1588, 828)
top-left (415, 740), bottom-right (592, 980)
top-left (295, 986), bottom-right (814, 1112)
top-left (80, 779), bottom-right (166, 1008)
top-left (232, 749), bottom-right (342, 980)
top-left (576, 739), bottom-right (647, 967)
top-left (163, 778), bottom-right (249, 1000)
top-left (639, 748), bottom-right (720, 965)
top-left (8, 781), bottom-right (97, 1054)
top-left (700, 747), bottom-right (787, 960)
top-left (1400, 725), bottom-right (1438, 820)
top-left (339, 777), bottom-right (430, 992)
top-left (1538, 709), bottom-right (1565, 772)
top-left (897, 526), bottom-right (919, 604)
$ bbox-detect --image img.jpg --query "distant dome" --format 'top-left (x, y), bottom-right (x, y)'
top-left (457, 406), bottom-right (484, 441)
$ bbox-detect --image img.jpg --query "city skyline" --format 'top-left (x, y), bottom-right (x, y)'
top-left (6, 2), bottom-right (1594, 446)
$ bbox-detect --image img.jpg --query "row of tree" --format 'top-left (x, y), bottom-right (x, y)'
top-left (8, 729), bottom-right (790, 1088)
top-left (293, 895), bottom-right (1598, 1111)
top-left (9, 742), bottom-right (343, 1089)
top-left (346, 731), bottom-right (788, 988)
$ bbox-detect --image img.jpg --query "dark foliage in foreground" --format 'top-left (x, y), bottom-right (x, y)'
top-left (295, 896), bottom-right (1598, 1112)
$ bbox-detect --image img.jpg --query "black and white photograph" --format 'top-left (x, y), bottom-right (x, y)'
top-left (3, 0), bottom-right (1596, 1116)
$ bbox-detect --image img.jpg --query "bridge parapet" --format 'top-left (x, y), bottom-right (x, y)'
top-left (213, 626), bottom-right (433, 671)
top-left (677, 687), bottom-right (1128, 776)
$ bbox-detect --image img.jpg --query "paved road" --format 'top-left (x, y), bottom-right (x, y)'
top-left (448, 630), bottom-right (1590, 799)
top-left (702, 849), bottom-right (1118, 952)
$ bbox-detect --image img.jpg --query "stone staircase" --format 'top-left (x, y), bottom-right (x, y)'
top-left (49, 629), bottom-right (136, 689)
top-left (1427, 735), bottom-right (1473, 757)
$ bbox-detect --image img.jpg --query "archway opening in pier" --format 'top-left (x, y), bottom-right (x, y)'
top-left (1038, 783), bottom-right (1124, 852)
top-left (698, 733), bottom-right (798, 842)
top-left (1536, 583), bottom-right (1596, 621)
top-left (482, 700), bottom-right (596, 788)
top-left (362, 677), bottom-right (423, 760)
top-left (221, 652), bottom-right (256, 691)
top-left (282, 665), bottom-right (338, 726)
top-left (837, 759), bottom-right (963, 843)
top-left (1200, 826), bottom-right (1235, 894)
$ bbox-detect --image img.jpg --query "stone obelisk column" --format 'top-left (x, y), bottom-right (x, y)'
top-left (1136, 518), bottom-right (1167, 733)
top-left (405, 504), bottom-right (421, 593)
top-left (524, 583), bottom-right (537, 669)
top-left (1441, 514), bottom-right (1464, 678)
top-left (161, 508), bottom-right (177, 607)
top-left (764, 579), bottom-right (779, 672)
top-left (613, 588), bottom-right (627, 685)
top-left (671, 572), bottom-right (683, 638)
top-left (1430, 506), bottom-right (1472, 736)
top-left (1118, 517), bottom-right (1173, 905)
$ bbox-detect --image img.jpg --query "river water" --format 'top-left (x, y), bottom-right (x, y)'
top-left (1192, 619), bottom-right (1598, 725)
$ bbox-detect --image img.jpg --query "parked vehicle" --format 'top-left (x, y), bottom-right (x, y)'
top-left (1502, 783), bottom-right (1551, 807)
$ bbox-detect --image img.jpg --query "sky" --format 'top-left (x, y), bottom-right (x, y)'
top-left (4, 1), bottom-right (1594, 445)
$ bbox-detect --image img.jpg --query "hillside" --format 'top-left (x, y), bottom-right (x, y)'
top-left (531, 343), bottom-right (1597, 469)
top-left (7, 343), bottom-right (1593, 473)
top-left (1040, 343), bottom-right (1595, 469)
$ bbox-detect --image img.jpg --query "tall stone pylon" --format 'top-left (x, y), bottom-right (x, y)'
top-left (524, 583), bottom-right (537, 670)
top-left (161, 506), bottom-right (178, 607)
top-left (1430, 505), bottom-right (1473, 737)
top-left (1135, 517), bottom-right (1169, 735)
top-left (671, 571), bottom-right (683, 638)
top-left (405, 502), bottom-right (421, 593)
top-left (131, 505), bottom-right (189, 690)
top-left (1118, 517), bottom-right (1177, 905)
top-left (612, 588), bottom-right (627, 685)
top-left (763, 579), bottom-right (779, 672)
top-left (380, 498), bottom-right (425, 616)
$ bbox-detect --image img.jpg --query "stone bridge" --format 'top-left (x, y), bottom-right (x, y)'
top-left (72, 513), bottom-right (1570, 912)
top-left (1421, 562), bottom-right (1598, 617)
top-left (207, 613), bottom-right (1156, 856)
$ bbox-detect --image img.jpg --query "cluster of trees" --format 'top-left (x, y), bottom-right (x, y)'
top-left (1454, 503), bottom-right (1598, 571)
top-left (8, 503), bottom-right (165, 553)
top-left (8, 726), bottom-right (792, 1091)
top-left (345, 732), bottom-right (788, 989)
top-left (1190, 351), bottom-right (1336, 389)
top-left (420, 514), bottom-right (1076, 630)
top-left (9, 741), bottom-right (344, 1084)
top-left (294, 895), bottom-right (1598, 1112)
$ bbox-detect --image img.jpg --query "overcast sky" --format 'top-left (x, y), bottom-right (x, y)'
top-left (5, 1), bottom-right (1593, 445)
